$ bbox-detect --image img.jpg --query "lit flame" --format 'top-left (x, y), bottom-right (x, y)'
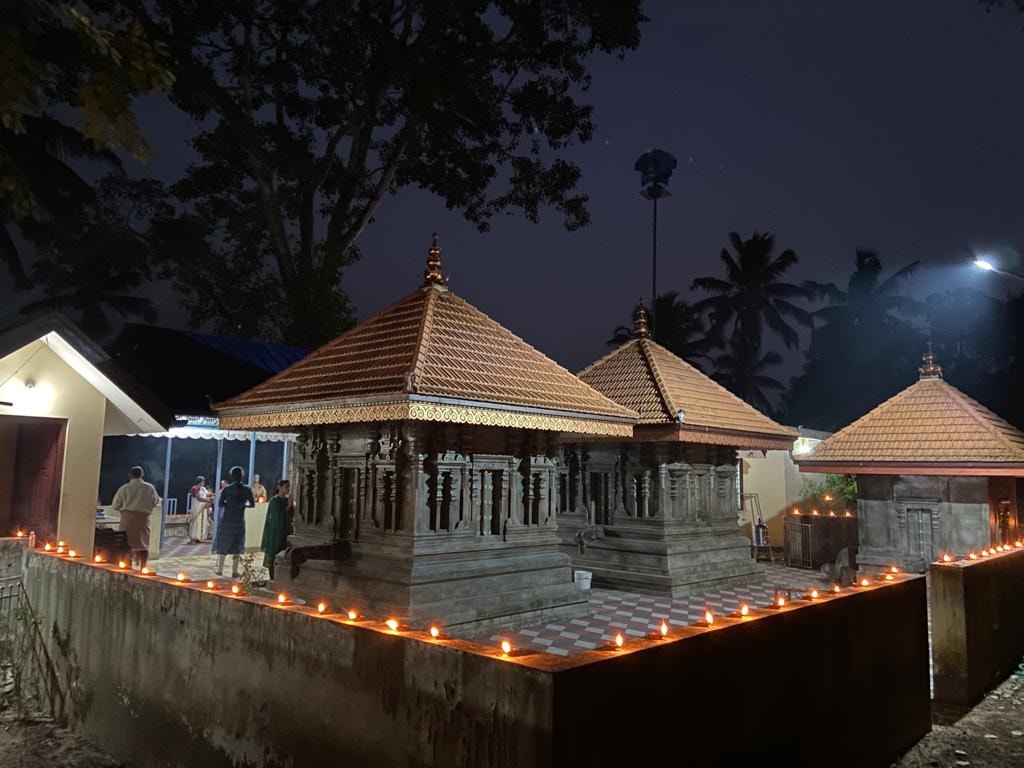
top-left (430, 626), bottom-right (440, 638)
top-left (277, 593), bottom-right (287, 604)
top-left (1016, 541), bottom-right (1023, 548)
top-left (385, 618), bottom-right (399, 631)
top-left (969, 552), bottom-right (977, 560)
top-left (58, 540), bottom-right (65, 547)
top-left (94, 555), bottom-right (103, 563)
top-left (740, 604), bottom-right (749, 616)
top-left (317, 602), bottom-right (327, 614)
top-left (206, 580), bottom-right (216, 589)
top-left (346, 609), bottom-right (358, 620)
top-left (614, 633), bottom-right (624, 648)
top-left (67, 549), bottom-right (77, 558)
top-left (885, 574), bottom-right (894, 581)
top-left (942, 553), bottom-right (952, 563)
top-left (117, 560), bottom-right (127, 569)
top-left (811, 509), bottom-right (819, 516)
top-left (982, 549), bottom-right (990, 557)
top-left (43, 543), bottom-right (52, 551)
top-left (889, 566), bottom-right (899, 574)
top-left (16, 530), bottom-right (24, 537)
top-left (231, 585), bottom-right (240, 595)
top-left (810, 590), bottom-right (819, 599)
top-left (500, 640), bottom-right (511, 655)
top-left (660, 621), bottom-right (669, 637)
top-left (859, 578), bottom-right (869, 587)
top-left (776, 596), bottom-right (786, 607)
top-left (833, 585), bottom-right (841, 593)
top-left (56, 546), bottom-right (64, 554)
top-left (140, 567), bottom-right (151, 575)
top-left (792, 508), bottom-right (800, 515)
top-left (704, 610), bottom-right (714, 625)
top-left (828, 511), bottom-right (836, 517)
top-left (844, 511), bottom-right (852, 517)
top-left (176, 572), bottom-right (188, 583)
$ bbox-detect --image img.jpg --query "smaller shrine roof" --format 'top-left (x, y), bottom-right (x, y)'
top-left (577, 303), bottom-right (795, 450)
top-left (214, 237), bottom-right (636, 437)
top-left (798, 348), bottom-right (1024, 476)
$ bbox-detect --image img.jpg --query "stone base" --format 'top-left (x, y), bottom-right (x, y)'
top-left (273, 533), bottom-right (589, 636)
top-left (559, 517), bottom-right (763, 598)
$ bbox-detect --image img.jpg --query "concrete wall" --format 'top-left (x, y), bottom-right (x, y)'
top-left (741, 448), bottom-right (802, 544)
top-left (0, 342), bottom-right (107, 551)
top-left (930, 548), bottom-right (1024, 706)
top-left (22, 551), bottom-right (930, 768)
top-left (0, 537), bottom-right (27, 581)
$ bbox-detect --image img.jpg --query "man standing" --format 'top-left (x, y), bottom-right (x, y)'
top-left (112, 466), bottom-right (160, 569)
top-left (251, 473), bottom-right (267, 503)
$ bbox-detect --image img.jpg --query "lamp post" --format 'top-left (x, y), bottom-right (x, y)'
top-left (634, 149), bottom-right (678, 329)
top-left (974, 256), bottom-right (1024, 282)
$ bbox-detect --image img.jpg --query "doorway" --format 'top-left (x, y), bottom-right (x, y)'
top-left (0, 415), bottom-right (67, 541)
top-left (905, 507), bottom-right (935, 567)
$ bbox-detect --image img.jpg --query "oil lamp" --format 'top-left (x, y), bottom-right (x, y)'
top-left (500, 640), bottom-right (512, 656)
top-left (385, 618), bottom-right (399, 631)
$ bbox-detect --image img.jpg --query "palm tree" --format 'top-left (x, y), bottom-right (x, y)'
top-left (609, 292), bottom-right (713, 366)
top-left (711, 337), bottom-right (785, 414)
top-left (692, 231), bottom-right (813, 349)
top-left (804, 249), bottom-right (921, 331)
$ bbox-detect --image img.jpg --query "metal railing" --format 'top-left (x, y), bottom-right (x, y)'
top-left (0, 580), bottom-right (63, 721)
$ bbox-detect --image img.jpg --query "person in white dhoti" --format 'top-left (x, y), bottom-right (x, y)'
top-left (111, 466), bottom-right (161, 568)
top-left (188, 476), bottom-right (211, 542)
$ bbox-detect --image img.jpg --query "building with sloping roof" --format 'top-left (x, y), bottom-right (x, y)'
top-left (214, 236), bottom-right (637, 632)
top-left (560, 303), bottom-right (796, 596)
top-left (797, 348), bottom-right (1024, 570)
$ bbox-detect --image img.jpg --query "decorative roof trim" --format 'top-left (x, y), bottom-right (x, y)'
top-left (797, 461), bottom-right (1024, 477)
top-left (218, 398), bottom-right (632, 437)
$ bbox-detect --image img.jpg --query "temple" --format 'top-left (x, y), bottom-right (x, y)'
top-left (214, 236), bottom-right (637, 632)
top-left (559, 302), bottom-right (796, 596)
top-left (797, 347), bottom-right (1024, 570)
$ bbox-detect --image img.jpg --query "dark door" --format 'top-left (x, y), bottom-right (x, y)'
top-left (8, 417), bottom-right (66, 541)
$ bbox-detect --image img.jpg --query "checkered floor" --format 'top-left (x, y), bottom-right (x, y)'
top-left (481, 564), bottom-right (834, 657)
top-left (153, 549), bottom-right (269, 582)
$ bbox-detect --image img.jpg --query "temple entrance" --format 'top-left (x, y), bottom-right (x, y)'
top-left (905, 507), bottom-right (935, 566)
top-left (0, 415), bottom-right (67, 541)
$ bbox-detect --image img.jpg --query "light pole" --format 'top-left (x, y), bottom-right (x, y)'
top-left (634, 149), bottom-right (678, 328)
top-left (974, 256), bottom-right (1024, 282)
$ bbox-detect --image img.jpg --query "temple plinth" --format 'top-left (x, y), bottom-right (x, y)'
top-left (561, 302), bottom-right (796, 596)
top-left (214, 237), bottom-right (636, 633)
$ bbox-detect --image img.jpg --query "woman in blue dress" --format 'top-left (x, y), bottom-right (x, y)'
top-left (213, 466), bottom-right (254, 578)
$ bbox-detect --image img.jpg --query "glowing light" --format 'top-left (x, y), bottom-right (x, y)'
top-left (117, 560), bottom-right (127, 569)
top-left (889, 566), bottom-right (899, 574)
top-left (942, 553), bottom-right (952, 563)
top-left (844, 511), bottom-right (852, 518)
top-left (1016, 541), bottom-right (1023, 548)
top-left (277, 593), bottom-right (287, 604)
top-left (176, 572), bottom-right (189, 583)
top-left (317, 602), bottom-right (327, 614)
top-left (660, 621), bottom-right (669, 637)
top-left (810, 590), bottom-right (819, 599)
top-left (67, 549), bottom-right (77, 558)
top-left (94, 555), bottom-right (103, 563)
top-left (43, 543), bottom-right (52, 552)
top-left (614, 633), bottom-right (624, 648)
top-left (385, 618), bottom-right (399, 631)
top-left (792, 508), bottom-right (800, 515)
top-left (974, 256), bottom-right (996, 272)
top-left (740, 604), bottom-right (749, 617)
top-left (346, 609), bottom-right (358, 620)
top-left (859, 578), bottom-right (869, 587)
top-left (811, 509), bottom-right (820, 516)
top-left (140, 567), bottom-right (151, 575)
top-left (56, 546), bottom-right (64, 554)
top-left (833, 585), bottom-right (841, 593)
top-left (776, 596), bottom-right (786, 607)
top-left (58, 540), bottom-right (65, 547)
top-left (969, 552), bottom-right (978, 560)
top-left (206, 580), bottom-right (216, 589)
top-left (885, 574), bottom-right (894, 581)
top-left (823, 494), bottom-right (833, 502)
top-left (828, 511), bottom-right (836, 517)
top-left (704, 610), bottom-right (714, 625)
top-left (231, 585), bottom-right (240, 595)
top-left (429, 625), bottom-right (440, 638)
top-left (500, 640), bottom-right (512, 656)
top-left (15, 530), bottom-right (24, 538)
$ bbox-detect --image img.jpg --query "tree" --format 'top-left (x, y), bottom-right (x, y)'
top-left (0, 1), bottom-right (173, 283)
top-left (710, 336), bottom-right (785, 414)
top-left (691, 231), bottom-right (812, 350)
top-left (119, 0), bottom-right (645, 346)
top-left (784, 250), bottom-right (924, 430)
top-left (608, 292), bottom-right (713, 367)
top-left (18, 176), bottom-right (160, 338)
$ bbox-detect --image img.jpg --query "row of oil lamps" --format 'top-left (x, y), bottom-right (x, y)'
top-left (938, 542), bottom-right (1023, 563)
top-left (22, 532), bottom-right (915, 658)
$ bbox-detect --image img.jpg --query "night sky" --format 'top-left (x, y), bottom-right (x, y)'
top-left (13, 1), bottom-right (1024, 375)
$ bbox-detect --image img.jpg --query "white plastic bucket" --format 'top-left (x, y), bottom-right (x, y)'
top-left (574, 570), bottom-right (593, 590)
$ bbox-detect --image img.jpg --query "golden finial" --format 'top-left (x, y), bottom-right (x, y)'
top-left (423, 233), bottom-right (445, 286)
top-left (632, 299), bottom-right (651, 339)
top-left (919, 342), bottom-right (943, 379)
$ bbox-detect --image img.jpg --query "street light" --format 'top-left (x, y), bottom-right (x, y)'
top-left (634, 149), bottom-right (678, 325)
top-left (973, 255), bottom-right (1024, 282)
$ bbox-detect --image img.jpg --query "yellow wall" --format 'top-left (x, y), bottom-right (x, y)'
top-left (0, 341), bottom-right (107, 552)
top-left (741, 438), bottom-right (821, 546)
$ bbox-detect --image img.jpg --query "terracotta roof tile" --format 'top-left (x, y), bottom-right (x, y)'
top-left (215, 285), bottom-right (636, 433)
top-left (578, 338), bottom-right (795, 448)
top-left (802, 377), bottom-right (1024, 465)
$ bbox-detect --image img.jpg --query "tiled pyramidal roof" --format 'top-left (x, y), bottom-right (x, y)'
top-left (801, 371), bottom-right (1024, 468)
top-left (215, 239), bottom-right (636, 436)
top-left (577, 326), bottom-right (795, 450)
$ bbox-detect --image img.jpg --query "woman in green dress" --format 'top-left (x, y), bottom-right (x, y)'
top-left (261, 479), bottom-right (294, 580)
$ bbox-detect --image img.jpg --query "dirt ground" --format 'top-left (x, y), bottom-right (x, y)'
top-left (897, 663), bottom-right (1024, 768)
top-left (0, 714), bottom-right (122, 768)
